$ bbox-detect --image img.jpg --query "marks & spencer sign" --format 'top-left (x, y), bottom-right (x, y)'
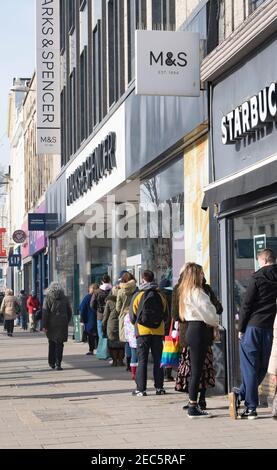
top-left (67, 133), bottom-right (117, 206)
top-left (36, 0), bottom-right (61, 155)
top-left (221, 82), bottom-right (277, 145)
top-left (135, 30), bottom-right (200, 97)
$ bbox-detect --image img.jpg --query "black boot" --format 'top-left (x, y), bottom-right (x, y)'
top-left (110, 349), bottom-right (117, 366)
top-left (117, 349), bottom-right (125, 367)
top-left (198, 388), bottom-right (207, 410)
top-left (164, 368), bottom-right (174, 382)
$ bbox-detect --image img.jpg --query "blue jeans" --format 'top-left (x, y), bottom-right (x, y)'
top-left (125, 342), bottom-right (131, 359)
top-left (130, 347), bottom-right (138, 367)
top-left (97, 320), bottom-right (103, 339)
top-left (239, 326), bottom-right (273, 410)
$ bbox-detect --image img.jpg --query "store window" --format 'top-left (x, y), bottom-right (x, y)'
top-left (51, 228), bottom-right (78, 310)
top-left (140, 157), bottom-right (184, 285)
top-left (231, 205), bottom-right (277, 386)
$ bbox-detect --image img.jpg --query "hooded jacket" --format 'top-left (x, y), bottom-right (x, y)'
top-left (129, 282), bottom-right (167, 337)
top-left (90, 283), bottom-right (112, 321)
top-left (116, 279), bottom-right (138, 342)
top-left (0, 291), bottom-right (20, 320)
top-left (239, 264), bottom-right (277, 333)
top-left (42, 284), bottom-right (72, 343)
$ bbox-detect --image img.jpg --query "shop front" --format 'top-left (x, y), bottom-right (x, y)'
top-left (204, 34), bottom-right (277, 393)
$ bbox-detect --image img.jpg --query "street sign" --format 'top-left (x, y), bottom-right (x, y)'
top-left (12, 230), bottom-right (27, 244)
top-left (28, 213), bottom-right (58, 231)
top-left (254, 234), bottom-right (266, 271)
top-left (8, 254), bottom-right (21, 268)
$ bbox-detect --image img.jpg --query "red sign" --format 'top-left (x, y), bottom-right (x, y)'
top-left (0, 228), bottom-right (7, 258)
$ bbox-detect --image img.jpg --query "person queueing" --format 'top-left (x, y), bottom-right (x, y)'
top-left (18, 290), bottom-right (28, 331)
top-left (79, 284), bottom-right (99, 355)
top-left (0, 289), bottom-right (20, 337)
top-left (130, 270), bottom-right (168, 397)
top-left (159, 278), bottom-right (174, 382)
top-left (42, 282), bottom-right (72, 371)
top-left (102, 286), bottom-right (125, 366)
top-left (27, 291), bottom-right (40, 333)
top-left (175, 268), bottom-right (223, 410)
top-left (116, 272), bottom-right (138, 372)
top-left (178, 263), bottom-right (219, 418)
top-left (268, 313), bottom-right (277, 419)
top-left (90, 275), bottom-right (112, 340)
top-left (229, 248), bottom-right (277, 419)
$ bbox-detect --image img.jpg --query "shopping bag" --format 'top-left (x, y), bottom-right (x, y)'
top-left (160, 320), bottom-right (181, 368)
top-left (96, 337), bottom-right (110, 360)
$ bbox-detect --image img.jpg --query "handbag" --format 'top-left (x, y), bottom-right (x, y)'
top-left (96, 337), bottom-right (110, 360)
top-left (35, 309), bottom-right (42, 321)
top-left (160, 320), bottom-right (181, 368)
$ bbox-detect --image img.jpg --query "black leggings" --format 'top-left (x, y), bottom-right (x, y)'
top-left (185, 321), bottom-right (210, 402)
top-left (5, 320), bottom-right (14, 335)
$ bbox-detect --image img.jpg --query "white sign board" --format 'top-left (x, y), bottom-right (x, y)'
top-left (135, 30), bottom-right (200, 97)
top-left (36, 0), bottom-right (61, 155)
top-left (66, 103), bottom-right (126, 222)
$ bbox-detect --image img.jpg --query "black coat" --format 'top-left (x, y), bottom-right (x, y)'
top-left (42, 287), bottom-right (72, 343)
top-left (239, 264), bottom-right (277, 333)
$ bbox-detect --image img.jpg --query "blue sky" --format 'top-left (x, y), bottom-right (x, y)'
top-left (0, 0), bottom-right (35, 169)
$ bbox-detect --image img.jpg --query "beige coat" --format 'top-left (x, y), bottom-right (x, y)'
top-left (116, 280), bottom-right (137, 342)
top-left (0, 294), bottom-right (20, 320)
top-left (268, 315), bottom-right (277, 376)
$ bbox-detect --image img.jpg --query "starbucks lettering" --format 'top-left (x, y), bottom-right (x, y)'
top-left (221, 82), bottom-right (277, 144)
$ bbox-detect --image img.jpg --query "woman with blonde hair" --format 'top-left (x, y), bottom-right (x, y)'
top-left (179, 263), bottom-right (219, 418)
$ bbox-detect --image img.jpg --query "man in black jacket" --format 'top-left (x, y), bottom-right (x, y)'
top-left (229, 249), bottom-right (277, 419)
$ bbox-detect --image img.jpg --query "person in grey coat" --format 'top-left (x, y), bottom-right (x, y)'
top-left (42, 283), bottom-right (72, 371)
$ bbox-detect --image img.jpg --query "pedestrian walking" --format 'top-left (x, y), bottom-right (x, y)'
top-left (18, 290), bottom-right (28, 330)
top-left (178, 263), bottom-right (219, 418)
top-left (268, 313), bottom-right (277, 419)
top-left (27, 291), bottom-right (40, 332)
top-left (116, 272), bottom-right (138, 372)
top-left (130, 270), bottom-right (168, 397)
top-left (229, 248), bottom-right (277, 420)
top-left (102, 287), bottom-right (125, 366)
top-left (0, 289), bottom-right (20, 337)
top-left (90, 275), bottom-right (112, 340)
top-left (79, 284), bottom-right (99, 355)
top-left (42, 282), bottom-right (72, 371)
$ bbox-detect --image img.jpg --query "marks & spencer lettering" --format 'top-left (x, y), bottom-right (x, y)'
top-left (67, 133), bottom-right (116, 206)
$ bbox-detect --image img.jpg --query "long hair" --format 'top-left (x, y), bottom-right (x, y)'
top-left (178, 263), bottom-right (203, 321)
top-left (89, 283), bottom-right (99, 294)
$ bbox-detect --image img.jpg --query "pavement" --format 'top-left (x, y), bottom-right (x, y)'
top-left (0, 325), bottom-right (276, 450)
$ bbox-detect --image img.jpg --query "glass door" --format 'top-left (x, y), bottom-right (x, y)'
top-left (231, 204), bottom-right (277, 387)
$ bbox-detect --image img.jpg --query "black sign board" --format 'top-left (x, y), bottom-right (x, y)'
top-left (28, 213), bottom-right (59, 231)
top-left (9, 254), bottom-right (21, 268)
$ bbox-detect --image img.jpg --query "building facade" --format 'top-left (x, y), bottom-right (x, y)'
top-left (202, 0), bottom-right (276, 396)
top-left (7, 74), bottom-right (60, 303)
